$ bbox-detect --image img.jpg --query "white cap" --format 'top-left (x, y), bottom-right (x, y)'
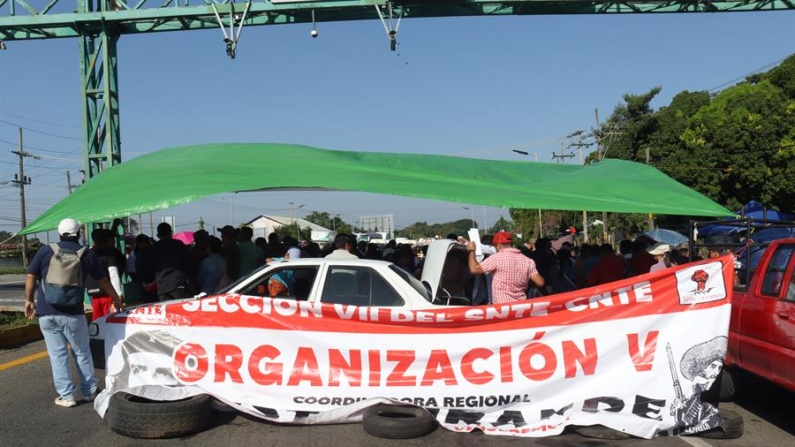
top-left (647, 242), bottom-right (671, 256)
top-left (57, 218), bottom-right (81, 237)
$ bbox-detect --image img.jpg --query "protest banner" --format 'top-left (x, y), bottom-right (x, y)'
top-left (96, 256), bottom-right (733, 438)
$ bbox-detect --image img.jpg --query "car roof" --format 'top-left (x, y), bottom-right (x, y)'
top-left (271, 258), bottom-right (394, 267)
top-left (268, 244), bottom-right (454, 296)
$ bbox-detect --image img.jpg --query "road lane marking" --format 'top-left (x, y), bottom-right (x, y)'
top-left (0, 351), bottom-right (48, 372)
top-left (680, 436), bottom-right (713, 447)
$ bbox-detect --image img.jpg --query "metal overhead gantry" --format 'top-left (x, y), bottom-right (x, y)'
top-left (1, 1), bottom-right (793, 183)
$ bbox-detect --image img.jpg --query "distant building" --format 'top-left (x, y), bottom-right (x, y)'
top-left (360, 214), bottom-right (394, 240)
top-left (244, 215), bottom-right (333, 242)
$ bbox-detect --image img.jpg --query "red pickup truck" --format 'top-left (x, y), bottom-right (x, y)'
top-left (722, 236), bottom-right (795, 397)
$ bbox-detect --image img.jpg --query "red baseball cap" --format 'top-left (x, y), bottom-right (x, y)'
top-left (492, 231), bottom-right (513, 245)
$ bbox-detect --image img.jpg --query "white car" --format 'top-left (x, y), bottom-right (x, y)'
top-left (88, 239), bottom-right (476, 439)
top-left (89, 239), bottom-right (471, 368)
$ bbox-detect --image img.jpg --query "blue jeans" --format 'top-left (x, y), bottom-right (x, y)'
top-left (39, 315), bottom-right (98, 399)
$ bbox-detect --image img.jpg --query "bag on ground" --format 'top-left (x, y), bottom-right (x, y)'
top-left (44, 243), bottom-right (87, 308)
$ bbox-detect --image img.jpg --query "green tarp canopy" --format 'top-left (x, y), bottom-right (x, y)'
top-left (20, 143), bottom-right (732, 235)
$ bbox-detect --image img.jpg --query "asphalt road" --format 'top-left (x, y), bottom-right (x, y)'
top-left (1, 340), bottom-right (792, 447)
top-left (0, 274), bottom-right (25, 312)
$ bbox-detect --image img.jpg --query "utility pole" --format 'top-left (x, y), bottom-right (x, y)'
top-left (290, 202), bottom-right (305, 239)
top-left (9, 128), bottom-right (40, 267)
top-left (229, 193), bottom-right (235, 225)
top-left (552, 143), bottom-right (576, 163)
top-left (512, 149), bottom-right (542, 238)
top-left (66, 171), bottom-right (81, 194)
top-left (595, 109), bottom-right (608, 243)
top-left (462, 207), bottom-right (475, 228)
top-left (646, 147), bottom-right (654, 231)
top-left (567, 129), bottom-right (594, 244)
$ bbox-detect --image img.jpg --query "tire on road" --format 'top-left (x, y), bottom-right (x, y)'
top-left (703, 368), bottom-right (736, 403)
top-left (574, 425), bottom-right (633, 440)
top-left (362, 404), bottom-right (436, 439)
top-left (698, 408), bottom-right (744, 439)
top-left (106, 392), bottom-right (213, 439)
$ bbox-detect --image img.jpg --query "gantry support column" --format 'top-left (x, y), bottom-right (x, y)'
top-left (78, 0), bottom-right (122, 181)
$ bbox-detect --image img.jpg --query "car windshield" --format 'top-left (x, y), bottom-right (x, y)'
top-left (216, 262), bottom-right (271, 294)
top-left (389, 264), bottom-right (431, 302)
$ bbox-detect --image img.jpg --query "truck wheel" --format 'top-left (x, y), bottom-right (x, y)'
top-left (106, 392), bottom-right (213, 439)
top-left (362, 405), bottom-right (435, 439)
top-left (698, 408), bottom-right (744, 439)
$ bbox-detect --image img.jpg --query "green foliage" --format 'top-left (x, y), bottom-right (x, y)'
top-left (303, 211), bottom-right (353, 234)
top-left (400, 219), bottom-right (474, 239)
top-left (0, 312), bottom-right (34, 330)
top-left (488, 216), bottom-right (513, 234)
top-left (0, 267), bottom-right (26, 275)
top-left (598, 55), bottom-right (795, 217)
top-left (749, 54), bottom-right (795, 100)
top-left (601, 87), bottom-right (662, 162)
top-left (273, 225), bottom-right (298, 241)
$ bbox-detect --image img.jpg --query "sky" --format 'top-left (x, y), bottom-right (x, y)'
top-left (1, 8), bottom-right (794, 240)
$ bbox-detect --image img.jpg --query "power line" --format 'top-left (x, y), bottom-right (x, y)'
top-left (707, 55), bottom-right (789, 93)
top-left (0, 110), bottom-right (81, 129)
top-left (0, 138), bottom-right (79, 155)
top-left (0, 118), bottom-right (81, 141)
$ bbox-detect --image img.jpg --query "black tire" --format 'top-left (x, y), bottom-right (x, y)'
top-left (362, 405), bottom-right (435, 439)
top-left (717, 369), bottom-right (736, 402)
top-left (106, 392), bottom-right (213, 439)
top-left (574, 425), bottom-right (633, 440)
top-left (703, 369), bottom-right (736, 403)
top-left (698, 408), bottom-right (744, 439)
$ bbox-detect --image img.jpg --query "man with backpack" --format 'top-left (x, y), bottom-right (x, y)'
top-left (23, 218), bottom-right (124, 408)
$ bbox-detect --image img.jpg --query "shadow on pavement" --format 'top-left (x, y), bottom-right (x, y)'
top-left (730, 367), bottom-right (795, 436)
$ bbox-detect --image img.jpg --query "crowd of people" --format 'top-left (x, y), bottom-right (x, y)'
top-left (120, 225), bottom-right (424, 308)
top-left (449, 230), bottom-right (700, 305)
top-left (28, 217), bottom-right (704, 324)
top-left (115, 223), bottom-right (702, 311)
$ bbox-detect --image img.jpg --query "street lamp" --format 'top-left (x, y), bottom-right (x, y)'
top-left (289, 202), bottom-right (305, 239)
top-left (462, 207), bottom-right (475, 228)
top-left (512, 150), bottom-right (538, 162)
top-left (512, 151), bottom-right (542, 237)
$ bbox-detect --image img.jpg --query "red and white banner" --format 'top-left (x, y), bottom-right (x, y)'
top-left (95, 256), bottom-right (733, 438)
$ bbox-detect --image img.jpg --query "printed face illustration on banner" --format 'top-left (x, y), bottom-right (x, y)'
top-left (96, 256), bottom-right (736, 439)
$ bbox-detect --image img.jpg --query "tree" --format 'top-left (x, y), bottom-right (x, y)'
top-left (600, 87), bottom-right (662, 162)
top-left (0, 230), bottom-right (16, 243)
top-left (303, 211), bottom-right (354, 234)
top-left (398, 219), bottom-right (473, 239)
top-left (749, 54), bottom-right (795, 100)
top-left (272, 224), bottom-right (311, 241)
top-left (488, 216), bottom-right (513, 234)
top-left (679, 81), bottom-right (795, 210)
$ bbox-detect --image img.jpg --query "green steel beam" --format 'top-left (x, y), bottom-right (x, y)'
top-left (2, 1), bottom-right (794, 40)
top-left (77, 2), bottom-right (121, 180)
